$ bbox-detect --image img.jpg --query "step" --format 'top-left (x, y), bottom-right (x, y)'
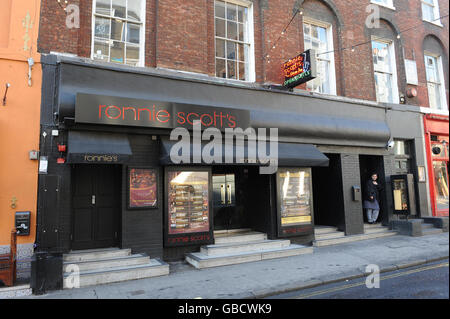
top-left (64, 248), bottom-right (131, 263)
top-left (315, 231), bottom-right (346, 240)
top-left (364, 226), bottom-right (392, 234)
top-left (313, 230), bottom-right (397, 247)
top-left (363, 223), bottom-right (387, 228)
top-left (363, 223), bottom-right (386, 229)
top-left (422, 228), bottom-right (443, 236)
top-left (314, 226), bottom-right (338, 235)
top-left (186, 244), bottom-right (313, 269)
top-left (214, 232), bottom-right (267, 244)
top-left (63, 253), bottom-right (150, 272)
top-left (63, 258), bottom-right (169, 288)
top-left (214, 228), bottom-right (252, 235)
top-left (200, 239), bottom-right (291, 256)
top-left (421, 223), bottom-right (435, 230)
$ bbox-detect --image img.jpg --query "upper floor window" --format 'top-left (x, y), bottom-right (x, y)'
top-left (371, 0), bottom-right (395, 10)
top-left (303, 19), bottom-right (336, 95)
top-left (214, 0), bottom-right (255, 82)
top-left (422, 0), bottom-right (442, 25)
top-left (371, 39), bottom-right (399, 103)
top-left (424, 54), bottom-right (447, 110)
top-left (92, 0), bottom-right (145, 66)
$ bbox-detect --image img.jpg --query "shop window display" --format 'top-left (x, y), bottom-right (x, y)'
top-left (433, 161), bottom-right (449, 211)
top-left (168, 171), bottom-right (210, 235)
top-left (277, 168), bottom-right (313, 232)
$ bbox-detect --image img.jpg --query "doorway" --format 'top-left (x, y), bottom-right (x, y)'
top-left (71, 165), bottom-right (121, 250)
top-left (211, 166), bottom-right (272, 233)
top-left (312, 154), bottom-right (345, 230)
top-left (212, 167), bottom-right (247, 231)
top-left (359, 155), bottom-right (386, 224)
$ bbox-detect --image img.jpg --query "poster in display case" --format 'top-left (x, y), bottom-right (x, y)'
top-left (390, 174), bottom-right (417, 216)
top-left (165, 168), bottom-right (213, 246)
top-left (127, 167), bottom-right (158, 209)
top-left (276, 168), bottom-right (314, 237)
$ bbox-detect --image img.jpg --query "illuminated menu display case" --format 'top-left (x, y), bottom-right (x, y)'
top-left (165, 168), bottom-right (213, 246)
top-left (276, 168), bottom-right (314, 237)
top-left (391, 174), bottom-right (417, 216)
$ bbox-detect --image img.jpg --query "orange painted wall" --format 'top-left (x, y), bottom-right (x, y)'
top-left (0, 0), bottom-right (41, 246)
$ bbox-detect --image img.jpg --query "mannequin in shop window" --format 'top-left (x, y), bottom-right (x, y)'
top-left (363, 173), bottom-right (383, 224)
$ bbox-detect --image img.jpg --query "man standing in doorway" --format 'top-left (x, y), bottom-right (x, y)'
top-left (363, 173), bottom-right (383, 224)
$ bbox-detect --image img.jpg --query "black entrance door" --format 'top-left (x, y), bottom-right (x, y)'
top-left (212, 167), bottom-right (251, 230)
top-left (213, 174), bottom-right (236, 230)
top-left (72, 165), bottom-right (121, 250)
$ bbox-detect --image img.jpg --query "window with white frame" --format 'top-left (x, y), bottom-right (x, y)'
top-left (303, 20), bottom-right (336, 95)
top-left (92, 0), bottom-right (145, 66)
top-left (371, 0), bottom-right (395, 9)
top-left (371, 40), bottom-right (398, 103)
top-left (424, 54), bottom-right (447, 110)
top-left (214, 0), bottom-right (254, 81)
top-left (422, 0), bottom-right (441, 24)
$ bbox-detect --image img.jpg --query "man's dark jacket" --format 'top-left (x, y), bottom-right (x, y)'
top-left (365, 179), bottom-right (383, 202)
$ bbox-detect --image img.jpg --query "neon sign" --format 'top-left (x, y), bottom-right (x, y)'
top-left (283, 49), bottom-right (317, 88)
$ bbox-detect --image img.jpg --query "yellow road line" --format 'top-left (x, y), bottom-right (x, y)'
top-left (294, 262), bottom-right (449, 299)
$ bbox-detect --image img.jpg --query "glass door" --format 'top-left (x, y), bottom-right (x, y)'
top-left (213, 173), bottom-right (236, 230)
top-left (430, 137), bottom-right (449, 216)
top-left (433, 161), bottom-right (449, 213)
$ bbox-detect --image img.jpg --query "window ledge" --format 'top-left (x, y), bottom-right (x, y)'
top-left (89, 58), bottom-right (145, 68)
top-left (370, 1), bottom-right (396, 11)
top-left (423, 18), bottom-right (444, 27)
top-left (213, 77), bottom-right (256, 85)
top-left (420, 107), bottom-right (449, 116)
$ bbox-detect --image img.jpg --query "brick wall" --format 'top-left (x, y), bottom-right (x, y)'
top-left (340, 154), bottom-right (364, 235)
top-left (38, 0), bottom-right (449, 107)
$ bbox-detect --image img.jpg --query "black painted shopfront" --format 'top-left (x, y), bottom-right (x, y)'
top-left (34, 55), bottom-right (398, 286)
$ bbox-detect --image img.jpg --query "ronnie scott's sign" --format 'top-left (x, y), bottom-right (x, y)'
top-left (75, 93), bottom-right (250, 131)
top-left (283, 49), bottom-right (317, 88)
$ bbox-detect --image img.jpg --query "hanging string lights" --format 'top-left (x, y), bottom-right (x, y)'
top-left (264, 7), bottom-right (448, 63)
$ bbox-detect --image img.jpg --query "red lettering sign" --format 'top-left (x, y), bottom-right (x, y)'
top-left (77, 93), bottom-right (250, 131)
top-left (98, 104), bottom-right (239, 129)
top-left (168, 233), bottom-right (211, 245)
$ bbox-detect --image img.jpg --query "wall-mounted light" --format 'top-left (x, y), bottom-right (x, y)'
top-left (2, 83), bottom-right (11, 106)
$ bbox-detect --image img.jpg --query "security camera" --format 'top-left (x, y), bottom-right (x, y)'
top-left (387, 140), bottom-right (395, 149)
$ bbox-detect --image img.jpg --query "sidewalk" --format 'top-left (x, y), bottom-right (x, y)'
top-left (22, 232), bottom-right (449, 299)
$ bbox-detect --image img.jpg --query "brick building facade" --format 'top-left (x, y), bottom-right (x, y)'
top-left (29, 0), bottom-right (448, 291)
top-left (37, 0), bottom-right (448, 106)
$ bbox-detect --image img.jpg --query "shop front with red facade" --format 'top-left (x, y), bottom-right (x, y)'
top-left (423, 114), bottom-right (449, 217)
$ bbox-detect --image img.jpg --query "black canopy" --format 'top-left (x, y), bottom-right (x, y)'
top-left (67, 131), bottom-right (132, 163)
top-left (160, 137), bottom-right (329, 167)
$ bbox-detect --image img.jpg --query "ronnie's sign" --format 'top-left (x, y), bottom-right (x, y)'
top-left (75, 93), bottom-right (250, 131)
top-left (283, 49), bottom-right (317, 88)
